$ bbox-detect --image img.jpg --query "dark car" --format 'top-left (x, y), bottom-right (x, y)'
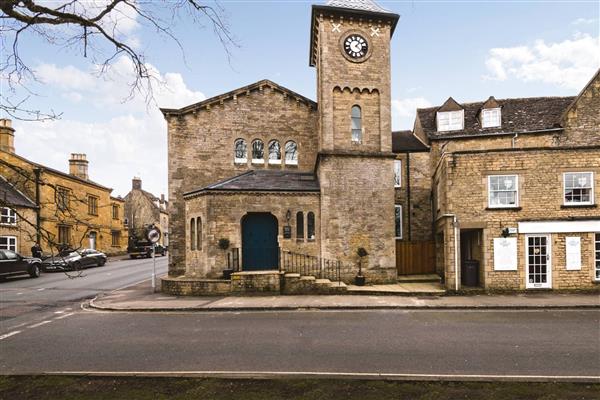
top-left (0, 250), bottom-right (42, 279)
top-left (128, 243), bottom-right (165, 259)
top-left (41, 249), bottom-right (107, 272)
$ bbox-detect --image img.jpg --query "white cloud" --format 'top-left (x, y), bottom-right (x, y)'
top-left (572, 18), bottom-right (598, 25)
top-left (483, 34), bottom-right (600, 90)
top-left (392, 97), bottom-right (431, 130)
top-left (16, 58), bottom-right (205, 197)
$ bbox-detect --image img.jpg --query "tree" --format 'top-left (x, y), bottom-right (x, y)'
top-left (0, 0), bottom-right (235, 121)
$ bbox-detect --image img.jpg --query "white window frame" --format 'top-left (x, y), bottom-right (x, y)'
top-left (595, 233), bottom-right (600, 282)
top-left (481, 108), bottom-right (501, 128)
top-left (251, 140), bottom-right (264, 165)
top-left (0, 236), bottom-right (17, 251)
top-left (436, 110), bottom-right (464, 132)
top-left (395, 205), bottom-right (403, 239)
top-left (563, 172), bottom-right (594, 206)
top-left (284, 141), bottom-right (298, 166)
top-left (488, 175), bottom-right (519, 208)
top-left (268, 140), bottom-right (282, 165)
top-left (394, 160), bottom-right (402, 188)
top-left (0, 207), bottom-right (17, 225)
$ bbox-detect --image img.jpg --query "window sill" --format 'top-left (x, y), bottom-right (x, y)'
top-left (234, 159), bottom-right (247, 165)
top-left (560, 204), bottom-right (597, 209)
top-left (268, 160), bottom-right (282, 165)
top-left (486, 207), bottom-right (522, 211)
top-left (251, 160), bottom-right (265, 165)
top-left (285, 161), bottom-right (298, 166)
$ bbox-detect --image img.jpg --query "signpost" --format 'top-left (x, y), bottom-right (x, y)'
top-left (146, 225), bottom-right (161, 292)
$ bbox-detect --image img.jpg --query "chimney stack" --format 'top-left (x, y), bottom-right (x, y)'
top-left (69, 153), bottom-right (88, 180)
top-left (132, 177), bottom-right (142, 190)
top-left (160, 194), bottom-right (165, 203)
top-left (0, 119), bottom-right (15, 154)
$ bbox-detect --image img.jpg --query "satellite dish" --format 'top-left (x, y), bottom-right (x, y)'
top-left (147, 226), bottom-right (161, 244)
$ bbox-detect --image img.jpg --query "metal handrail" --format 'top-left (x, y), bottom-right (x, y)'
top-left (279, 249), bottom-right (348, 284)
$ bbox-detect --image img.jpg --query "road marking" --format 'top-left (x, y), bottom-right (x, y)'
top-left (45, 370), bottom-right (600, 383)
top-left (28, 320), bottom-right (52, 328)
top-left (54, 312), bottom-right (75, 320)
top-left (37, 288), bottom-right (46, 291)
top-left (0, 331), bottom-right (22, 340)
top-left (16, 292), bottom-right (23, 295)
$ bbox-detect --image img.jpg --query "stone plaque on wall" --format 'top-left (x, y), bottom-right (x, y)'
top-left (283, 225), bottom-right (292, 239)
top-left (493, 237), bottom-right (517, 271)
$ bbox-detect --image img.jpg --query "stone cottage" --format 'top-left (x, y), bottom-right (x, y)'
top-left (161, 0), bottom-right (599, 294)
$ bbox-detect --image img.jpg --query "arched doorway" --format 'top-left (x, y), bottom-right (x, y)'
top-left (241, 213), bottom-right (278, 270)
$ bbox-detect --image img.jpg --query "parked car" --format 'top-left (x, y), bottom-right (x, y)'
top-left (41, 249), bottom-right (107, 272)
top-left (0, 250), bottom-right (42, 279)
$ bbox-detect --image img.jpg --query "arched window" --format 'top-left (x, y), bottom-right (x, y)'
top-left (268, 140), bottom-right (281, 164)
top-left (252, 139), bottom-right (264, 163)
top-left (296, 211), bottom-right (304, 240)
top-left (307, 212), bottom-right (315, 241)
top-left (351, 105), bottom-right (362, 143)
top-left (190, 218), bottom-right (196, 251)
top-left (196, 217), bottom-right (202, 250)
top-left (234, 139), bottom-right (247, 163)
top-left (285, 141), bottom-right (298, 165)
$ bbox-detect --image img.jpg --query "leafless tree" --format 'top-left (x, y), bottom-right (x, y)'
top-left (0, 0), bottom-right (236, 121)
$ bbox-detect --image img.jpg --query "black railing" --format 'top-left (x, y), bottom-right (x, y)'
top-left (227, 247), bottom-right (240, 272)
top-left (280, 249), bottom-right (349, 284)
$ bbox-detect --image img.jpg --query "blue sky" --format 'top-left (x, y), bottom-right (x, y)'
top-left (4, 0), bottom-right (599, 198)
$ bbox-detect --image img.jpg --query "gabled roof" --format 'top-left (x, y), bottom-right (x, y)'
top-left (392, 130), bottom-right (429, 153)
top-left (417, 96), bottom-right (575, 140)
top-left (325, 0), bottom-right (392, 14)
top-left (560, 67), bottom-right (600, 123)
top-left (437, 97), bottom-right (463, 112)
top-left (160, 80), bottom-right (317, 116)
top-left (2, 150), bottom-right (111, 191)
top-left (184, 170), bottom-right (320, 197)
top-left (0, 175), bottom-right (37, 208)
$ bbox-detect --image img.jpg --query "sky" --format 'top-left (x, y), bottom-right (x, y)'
top-left (2, 0), bottom-right (599, 199)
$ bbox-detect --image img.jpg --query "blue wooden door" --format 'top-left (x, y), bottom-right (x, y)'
top-left (242, 213), bottom-right (278, 270)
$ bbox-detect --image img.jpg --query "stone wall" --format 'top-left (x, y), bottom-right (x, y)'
top-left (165, 84), bottom-right (318, 276)
top-left (0, 206), bottom-right (37, 255)
top-left (563, 71), bottom-right (600, 146)
top-left (439, 147), bottom-right (600, 290)
top-left (185, 191), bottom-right (320, 278)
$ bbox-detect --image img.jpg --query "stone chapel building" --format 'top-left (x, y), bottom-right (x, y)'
top-left (161, 0), bottom-right (600, 294)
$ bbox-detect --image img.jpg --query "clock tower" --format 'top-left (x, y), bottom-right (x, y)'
top-left (310, 0), bottom-right (400, 282)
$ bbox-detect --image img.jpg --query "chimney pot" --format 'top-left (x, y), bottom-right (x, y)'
top-left (0, 118), bottom-right (16, 154)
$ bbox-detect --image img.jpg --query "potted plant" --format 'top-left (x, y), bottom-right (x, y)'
top-left (355, 247), bottom-right (368, 286)
top-left (219, 238), bottom-right (233, 279)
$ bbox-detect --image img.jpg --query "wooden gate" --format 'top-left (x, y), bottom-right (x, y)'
top-left (396, 240), bottom-right (436, 275)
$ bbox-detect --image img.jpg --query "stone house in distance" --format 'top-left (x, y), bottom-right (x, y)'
top-left (123, 177), bottom-right (169, 247)
top-left (0, 119), bottom-right (128, 256)
top-left (0, 175), bottom-right (38, 255)
top-left (161, 0), bottom-right (599, 294)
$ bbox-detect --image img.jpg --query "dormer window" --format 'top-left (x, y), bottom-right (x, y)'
top-left (481, 108), bottom-right (501, 128)
top-left (436, 110), bottom-right (463, 132)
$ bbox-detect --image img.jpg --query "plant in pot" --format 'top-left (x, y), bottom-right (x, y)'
top-left (355, 247), bottom-right (368, 286)
top-left (218, 238), bottom-right (232, 279)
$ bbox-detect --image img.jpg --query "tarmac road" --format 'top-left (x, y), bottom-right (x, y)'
top-left (0, 256), bottom-right (168, 334)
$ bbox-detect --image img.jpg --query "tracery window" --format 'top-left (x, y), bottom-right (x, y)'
top-left (268, 140), bottom-right (281, 164)
top-left (285, 141), bottom-right (298, 165)
top-left (234, 139), bottom-right (247, 163)
top-left (252, 140), bottom-right (264, 164)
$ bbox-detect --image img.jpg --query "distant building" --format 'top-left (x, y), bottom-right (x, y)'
top-left (0, 119), bottom-right (128, 256)
top-left (123, 177), bottom-right (169, 247)
top-left (0, 175), bottom-right (37, 255)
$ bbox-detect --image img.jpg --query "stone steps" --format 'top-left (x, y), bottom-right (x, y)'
top-left (283, 272), bottom-right (347, 294)
top-left (396, 274), bottom-right (441, 283)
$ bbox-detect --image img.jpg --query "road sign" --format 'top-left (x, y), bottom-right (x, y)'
top-left (147, 226), bottom-right (161, 244)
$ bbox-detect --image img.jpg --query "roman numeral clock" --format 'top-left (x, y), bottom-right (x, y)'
top-left (342, 34), bottom-right (370, 61)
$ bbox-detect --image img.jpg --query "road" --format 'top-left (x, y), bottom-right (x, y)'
top-left (0, 256), bottom-right (168, 333)
top-left (0, 303), bottom-right (598, 378)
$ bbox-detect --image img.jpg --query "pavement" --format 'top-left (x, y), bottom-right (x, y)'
top-left (89, 279), bottom-right (600, 312)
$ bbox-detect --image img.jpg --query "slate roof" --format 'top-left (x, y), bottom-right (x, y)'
top-left (0, 175), bottom-right (37, 208)
top-left (417, 96), bottom-right (575, 140)
top-left (184, 170), bottom-right (320, 197)
top-left (392, 130), bottom-right (429, 153)
top-left (325, 0), bottom-right (393, 14)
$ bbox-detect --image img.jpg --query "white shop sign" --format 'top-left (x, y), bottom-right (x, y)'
top-left (493, 237), bottom-right (517, 271)
top-left (565, 236), bottom-right (582, 270)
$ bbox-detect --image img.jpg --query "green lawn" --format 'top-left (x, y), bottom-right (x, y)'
top-left (0, 376), bottom-right (598, 400)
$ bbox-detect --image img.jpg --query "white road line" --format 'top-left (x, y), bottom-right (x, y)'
top-left (45, 370), bottom-right (600, 383)
top-left (0, 331), bottom-right (21, 340)
top-left (28, 320), bottom-right (52, 328)
top-left (54, 312), bottom-right (75, 320)
top-left (37, 288), bottom-right (46, 291)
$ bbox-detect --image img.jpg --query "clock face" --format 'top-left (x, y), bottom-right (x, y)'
top-left (343, 34), bottom-right (369, 59)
